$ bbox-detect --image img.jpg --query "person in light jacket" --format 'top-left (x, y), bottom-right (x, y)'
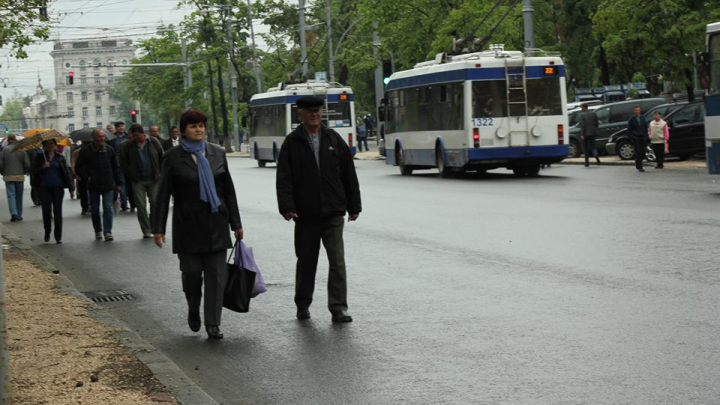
top-left (0, 134), bottom-right (29, 221)
top-left (648, 110), bottom-right (670, 169)
top-left (153, 109), bottom-right (243, 340)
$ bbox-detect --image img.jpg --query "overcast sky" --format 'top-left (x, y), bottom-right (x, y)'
top-left (1, 0), bottom-right (277, 104)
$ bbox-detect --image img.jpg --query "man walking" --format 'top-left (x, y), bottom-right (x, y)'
top-left (276, 95), bottom-right (362, 323)
top-left (579, 103), bottom-right (601, 167)
top-left (149, 125), bottom-right (161, 140)
top-left (75, 128), bottom-right (122, 241)
top-left (0, 134), bottom-right (29, 221)
top-left (120, 124), bottom-right (164, 238)
top-left (162, 126), bottom-right (180, 151)
top-left (109, 121), bottom-right (133, 211)
top-left (628, 105), bottom-right (649, 172)
top-left (71, 140), bottom-right (91, 215)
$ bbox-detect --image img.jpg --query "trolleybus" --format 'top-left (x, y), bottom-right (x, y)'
top-left (380, 44), bottom-right (569, 177)
top-left (248, 81), bottom-right (357, 167)
top-left (705, 22), bottom-right (720, 174)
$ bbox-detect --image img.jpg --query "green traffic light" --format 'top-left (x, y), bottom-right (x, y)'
top-left (383, 77), bottom-right (391, 85)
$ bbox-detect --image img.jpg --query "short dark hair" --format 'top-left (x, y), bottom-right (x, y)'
top-left (179, 109), bottom-right (208, 134)
top-left (129, 123), bottom-right (144, 134)
top-left (170, 126), bottom-right (179, 131)
top-left (580, 103), bottom-right (588, 109)
top-left (633, 105), bottom-right (641, 109)
top-left (114, 121), bottom-right (125, 127)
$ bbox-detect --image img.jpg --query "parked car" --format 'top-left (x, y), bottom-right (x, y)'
top-left (567, 98), bottom-right (666, 157)
top-left (605, 100), bottom-right (705, 160)
top-left (567, 100), bottom-right (603, 111)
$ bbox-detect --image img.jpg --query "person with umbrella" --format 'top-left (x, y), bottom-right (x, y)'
top-left (0, 134), bottom-right (30, 221)
top-left (30, 135), bottom-right (75, 243)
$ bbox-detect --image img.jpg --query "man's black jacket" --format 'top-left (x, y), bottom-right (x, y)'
top-left (74, 143), bottom-right (122, 192)
top-left (627, 114), bottom-right (648, 138)
top-left (276, 125), bottom-right (361, 219)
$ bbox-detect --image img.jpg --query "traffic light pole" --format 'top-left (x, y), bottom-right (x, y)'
top-left (227, 14), bottom-right (240, 151)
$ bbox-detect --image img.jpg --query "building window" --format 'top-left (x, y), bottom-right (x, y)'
top-left (107, 74), bottom-right (114, 83)
top-left (96, 122), bottom-right (103, 127)
top-left (109, 105), bottom-right (116, 115)
top-left (68, 124), bottom-right (75, 132)
top-left (80, 60), bottom-right (86, 72)
top-left (95, 92), bottom-right (101, 100)
top-left (93, 59), bottom-right (100, 71)
top-left (68, 107), bottom-right (74, 117)
top-left (81, 91), bottom-right (87, 101)
top-left (80, 75), bottom-right (87, 84)
top-left (83, 123), bottom-right (89, 129)
top-left (95, 106), bottom-right (102, 116)
top-left (66, 92), bottom-right (73, 102)
top-left (122, 60), bottom-right (128, 65)
top-left (82, 107), bottom-right (88, 118)
top-left (94, 74), bottom-right (100, 84)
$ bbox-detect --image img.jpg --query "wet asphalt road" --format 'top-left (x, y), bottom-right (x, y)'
top-left (3, 158), bottom-right (720, 404)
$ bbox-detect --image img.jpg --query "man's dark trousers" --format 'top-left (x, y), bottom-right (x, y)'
top-left (77, 178), bottom-right (89, 213)
top-left (634, 136), bottom-right (648, 169)
top-left (294, 215), bottom-right (347, 312)
top-left (583, 135), bottom-right (598, 165)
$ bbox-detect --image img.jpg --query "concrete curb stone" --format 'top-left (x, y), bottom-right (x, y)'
top-left (0, 223), bottom-right (220, 405)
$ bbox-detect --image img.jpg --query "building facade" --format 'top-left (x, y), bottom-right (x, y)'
top-left (22, 79), bottom-right (58, 130)
top-left (51, 38), bottom-right (135, 133)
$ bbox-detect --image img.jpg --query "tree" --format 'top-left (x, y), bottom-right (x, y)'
top-left (0, 91), bottom-right (30, 131)
top-left (0, 0), bottom-right (51, 62)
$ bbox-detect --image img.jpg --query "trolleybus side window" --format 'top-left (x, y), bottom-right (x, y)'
top-left (387, 83), bottom-right (463, 133)
top-left (472, 80), bottom-right (508, 118)
top-left (526, 78), bottom-right (563, 116)
top-left (710, 32), bottom-right (720, 94)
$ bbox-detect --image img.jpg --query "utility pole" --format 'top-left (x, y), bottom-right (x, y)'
top-left (0, 234), bottom-right (11, 404)
top-left (372, 25), bottom-right (383, 117)
top-left (181, 37), bottom-right (191, 110)
top-left (326, 0), bottom-right (334, 83)
top-left (522, 0), bottom-right (534, 54)
top-left (299, 0), bottom-right (308, 77)
top-left (227, 11), bottom-right (240, 149)
top-left (246, 0), bottom-right (262, 93)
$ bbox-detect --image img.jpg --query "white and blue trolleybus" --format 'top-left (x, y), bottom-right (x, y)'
top-left (248, 81), bottom-right (357, 167)
top-left (381, 44), bottom-right (569, 177)
top-left (704, 22), bottom-right (720, 174)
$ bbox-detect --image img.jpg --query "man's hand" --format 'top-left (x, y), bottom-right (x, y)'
top-left (114, 185), bottom-right (121, 192)
top-left (154, 233), bottom-right (165, 248)
top-left (580, 135), bottom-right (585, 140)
top-left (348, 213), bottom-right (359, 222)
top-left (284, 212), bottom-right (298, 221)
top-left (234, 228), bottom-right (244, 240)
top-left (43, 162), bottom-right (50, 168)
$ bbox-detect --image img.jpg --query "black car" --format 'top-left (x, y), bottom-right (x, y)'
top-left (605, 100), bottom-right (705, 160)
top-left (567, 98), bottom-right (666, 157)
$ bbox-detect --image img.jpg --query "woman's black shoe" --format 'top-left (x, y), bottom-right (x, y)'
top-left (188, 311), bottom-right (201, 332)
top-left (206, 325), bottom-right (223, 339)
top-left (44, 234), bottom-right (50, 242)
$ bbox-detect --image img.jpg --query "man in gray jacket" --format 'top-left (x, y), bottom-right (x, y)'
top-left (580, 103), bottom-right (601, 167)
top-left (0, 134), bottom-right (30, 221)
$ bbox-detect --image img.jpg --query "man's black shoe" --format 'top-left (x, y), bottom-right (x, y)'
top-left (17, 216), bottom-right (23, 221)
top-left (637, 168), bottom-right (645, 172)
top-left (297, 308), bottom-right (311, 320)
top-left (10, 215), bottom-right (17, 222)
top-left (331, 310), bottom-right (352, 323)
top-left (188, 311), bottom-right (201, 332)
top-left (206, 325), bottom-right (223, 339)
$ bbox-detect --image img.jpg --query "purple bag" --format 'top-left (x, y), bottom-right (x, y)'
top-left (234, 240), bottom-right (267, 298)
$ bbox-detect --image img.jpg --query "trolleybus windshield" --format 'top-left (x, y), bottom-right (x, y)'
top-left (710, 31), bottom-right (720, 94)
top-left (472, 78), bottom-right (563, 118)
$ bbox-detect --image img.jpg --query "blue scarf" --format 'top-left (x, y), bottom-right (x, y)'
top-left (180, 139), bottom-right (221, 213)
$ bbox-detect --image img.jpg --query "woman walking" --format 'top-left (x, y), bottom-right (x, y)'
top-left (32, 139), bottom-right (75, 243)
top-left (648, 110), bottom-right (670, 169)
top-left (153, 109), bottom-right (243, 340)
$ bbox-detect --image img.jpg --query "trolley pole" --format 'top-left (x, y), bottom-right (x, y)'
top-left (0, 234), bottom-right (11, 403)
top-left (299, 0), bottom-right (308, 77)
top-left (522, 0), bottom-right (535, 54)
top-left (326, 0), bottom-right (334, 83)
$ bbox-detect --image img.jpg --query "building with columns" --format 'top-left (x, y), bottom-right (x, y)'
top-left (51, 38), bottom-right (135, 133)
top-left (22, 77), bottom-right (58, 130)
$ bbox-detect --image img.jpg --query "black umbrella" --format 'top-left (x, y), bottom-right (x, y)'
top-left (70, 127), bottom-right (116, 142)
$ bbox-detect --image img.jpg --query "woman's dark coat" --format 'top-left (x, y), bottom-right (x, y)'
top-left (152, 142), bottom-right (242, 254)
top-left (31, 152), bottom-right (76, 192)
top-left (276, 125), bottom-right (361, 219)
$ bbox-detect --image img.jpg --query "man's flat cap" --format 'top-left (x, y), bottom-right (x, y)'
top-left (114, 120), bottom-right (125, 126)
top-left (296, 95), bottom-right (324, 110)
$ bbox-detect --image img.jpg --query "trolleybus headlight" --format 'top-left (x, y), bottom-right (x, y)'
top-left (496, 128), bottom-right (508, 139)
top-left (532, 126), bottom-right (543, 137)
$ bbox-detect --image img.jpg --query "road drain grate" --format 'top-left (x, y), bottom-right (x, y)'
top-left (83, 290), bottom-right (136, 303)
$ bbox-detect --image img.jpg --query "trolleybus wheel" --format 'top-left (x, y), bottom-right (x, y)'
top-left (568, 139), bottom-right (581, 158)
top-left (258, 160), bottom-right (266, 168)
top-left (512, 165), bottom-right (540, 177)
top-left (617, 141), bottom-right (635, 160)
top-left (436, 147), bottom-right (452, 178)
top-left (396, 148), bottom-right (413, 176)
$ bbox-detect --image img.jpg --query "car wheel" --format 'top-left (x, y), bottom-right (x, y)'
top-left (568, 139), bottom-right (581, 158)
top-left (396, 147), bottom-right (412, 176)
top-left (617, 140), bottom-right (635, 160)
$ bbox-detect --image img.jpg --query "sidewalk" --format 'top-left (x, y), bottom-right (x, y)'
top-left (561, 155), bottom-right (707, 169)
top-left (2, 224), bottom-right (218, 404)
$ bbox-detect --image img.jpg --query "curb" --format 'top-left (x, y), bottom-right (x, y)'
top-left (1, 223), bottom-right (219, 405)
top-left (558, 159), bottom-right (633, 166)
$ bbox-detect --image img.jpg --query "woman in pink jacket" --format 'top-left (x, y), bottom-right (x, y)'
top-left (648, 110), bottom-right (670, 169)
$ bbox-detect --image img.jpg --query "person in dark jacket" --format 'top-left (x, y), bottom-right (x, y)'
top-left (579, 103), bottom-right (601, 167)
top-left (32, 139), bottom-right (75, 243)
top-left (109, 121), bottom-right (134, 212)
top-left (162, 126), bottom-right (180, 151)
top-left (120, 123), bottom-right (164, 238)
top-left (153, 109), bottom-right (243, 340)
top-left (75, 128), bottom-right (122, 241)
top-left (276, 95), bottom-right (362, 323)
top-left (628, 105), bottom-right (649, 172)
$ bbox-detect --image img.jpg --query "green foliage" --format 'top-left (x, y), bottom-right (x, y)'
top-left (0, 0), bottom-right (51, 62)
top-left (0, 91), bottom-right (29, 130)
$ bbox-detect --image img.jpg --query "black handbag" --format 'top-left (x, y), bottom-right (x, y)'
top-left (223, 241), bottom-right (256, 313)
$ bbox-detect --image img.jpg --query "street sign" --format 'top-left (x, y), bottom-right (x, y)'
top-left (315, 71), bottom-right (327, 83)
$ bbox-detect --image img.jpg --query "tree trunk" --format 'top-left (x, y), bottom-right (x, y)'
top-left (207, 60), bottom-right (220, 144)
top-left (685, 68), bottom-right (695, 102)
top-left (599, 45), bottom-right (610, 86)
top-left (216, 57), bottom-right (233, 153)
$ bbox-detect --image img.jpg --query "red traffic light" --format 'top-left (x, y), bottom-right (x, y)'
top-left (130, 110), bottom-right (137, 116)
top-left (68, 72), bottom-right (74, 77)
top-left (68, 71), bottom-right (74, 85)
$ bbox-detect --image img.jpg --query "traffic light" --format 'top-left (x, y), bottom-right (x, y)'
top-left (130, 109), bottom-right (137, 123)
top-left (0, 95), bottom-right (3, 106)
top-left (382, 60), bottom-right (392, 86)
top-left (68, 72), bottom-right (74, 85)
